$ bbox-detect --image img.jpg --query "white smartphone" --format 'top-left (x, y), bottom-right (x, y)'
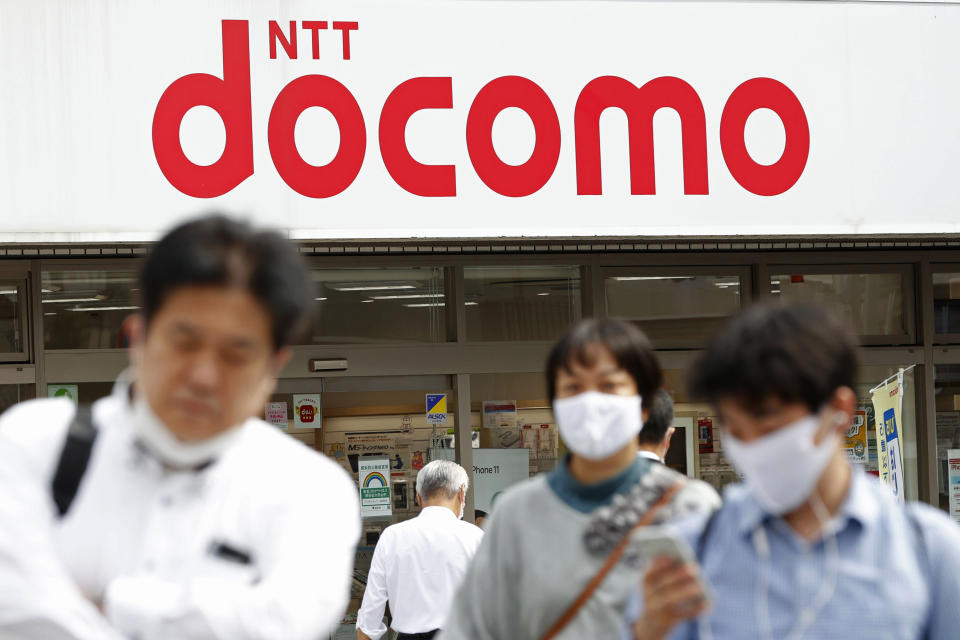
top-left (629, 527), bottom-right (712, 606)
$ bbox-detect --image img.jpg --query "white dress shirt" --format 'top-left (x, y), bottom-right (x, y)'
top-left (637, 450), bottom-right (663, 463)
top-left (0, 381), bottom-right (360, 640)
top-left (356, 506), bottom-right (484, 638)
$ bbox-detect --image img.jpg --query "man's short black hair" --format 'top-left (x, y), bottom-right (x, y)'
top-left (475, 509), bottom-right (488, 520)
top-left (688, 302), bottom-right (858, 413)
top-left (140, 214), bottom-right (313, 350)
top-left (546, 318), bottom-right (663, 405)
top-left (638, 388), bottom-right (674, 445)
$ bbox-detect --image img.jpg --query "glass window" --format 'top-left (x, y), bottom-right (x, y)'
top-left (310, 267), bottom-right (445, 344)
top-left (0, 384), bottom-right (36, 414)
top-left (0, 281), bottom-right (25, 356)
top-left (43, 271), bottom-right (139, 349)
top-left (663, 362), bottom-right (919, 499)
top-left (934, 365), bottom-right (960, 516)
top-left (464, 266), bottom-right (581, 341)
top-left (771, 270), bottom-right (909, 341)
top-left (933, 272), bottom-right (960, 338)
top-left (605, 273), bottom-right (743, 348)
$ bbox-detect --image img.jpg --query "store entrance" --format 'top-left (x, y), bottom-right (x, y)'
top-left (271, 373), bottom-right (458, 633)
top-left (273, 373), bottom-right (455, 511)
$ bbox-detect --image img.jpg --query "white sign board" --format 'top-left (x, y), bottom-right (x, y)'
top-left (4, 1), bottom-right (960, 242)
top-left (359, 457), bottom-right (392, 518)
top-left (265, 401), bottom-right (288, 430)
top-left (47, 384), bottom-right (79, 405)
top-left (482, 400), bottom-right (518, 429)
top-left (293, 393), bottom-right (321, 429)
top-left (472, 448), bottom-right (530, 512)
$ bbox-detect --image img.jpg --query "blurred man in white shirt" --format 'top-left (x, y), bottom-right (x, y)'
top-left (636, 389), bottom-right (677, 464)
top-left (636, 390), bottom-right (719, 503)
top-left (0, 215), bottom-right (360, 640)
top-left (357, 460), bottom-right (484, 640)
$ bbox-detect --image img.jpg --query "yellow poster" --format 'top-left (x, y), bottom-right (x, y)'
top-left (843, 410), bottom-right (869, 464)
top-left (871, 373), bottom-right (906, 503)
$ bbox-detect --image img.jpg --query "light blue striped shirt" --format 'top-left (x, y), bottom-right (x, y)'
top-left (625, 470), bottom-right (960, 639)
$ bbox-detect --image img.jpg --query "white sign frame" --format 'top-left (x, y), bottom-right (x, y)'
top-left (359, 457), bottom-right (393, 519)
top-left (293, 393), bottom-right (321, 429)
top-left (472, 448), bottom-right (530, 512)
top-left (4, 1), bottom-right (960, 242)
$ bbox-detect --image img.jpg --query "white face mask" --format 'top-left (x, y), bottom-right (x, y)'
top-left (553, 391), bottom-right (643, 461)
top-left (131, 391), bottom-right (243, 469)
top-left (723, 411), bottom-right (842, 515)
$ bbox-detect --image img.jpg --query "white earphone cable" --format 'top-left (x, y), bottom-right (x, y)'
top-left (749, 490), bottom-right (840, 640)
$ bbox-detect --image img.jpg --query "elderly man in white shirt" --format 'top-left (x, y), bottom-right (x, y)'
top-left (357, 460), bottom-right (484, 640)
top-left (0, 215), bottom-right (360, 640)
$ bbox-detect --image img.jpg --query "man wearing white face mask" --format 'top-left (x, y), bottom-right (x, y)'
top-left (357, 460), bottom-right (483, 640)
top-left (439, 320), bottom-right (719, 640)
top-left (0, 215), bottom-right (360, 639)
top-left (631, 303), bottom-right (960, 640)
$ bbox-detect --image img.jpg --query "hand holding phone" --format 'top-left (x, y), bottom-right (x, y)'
top-left (629, 528), bottom-right (700, 567)
top-left (630, 528), bottom-right (711, 640)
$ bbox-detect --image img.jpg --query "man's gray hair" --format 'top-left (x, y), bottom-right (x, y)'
top-left (416, 459), bottom-right (469, 501)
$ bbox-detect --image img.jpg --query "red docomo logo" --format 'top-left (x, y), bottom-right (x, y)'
top-left (299, 405), bottom-right (315, 423)
top-left (153, 20), bottom-right (810, 199)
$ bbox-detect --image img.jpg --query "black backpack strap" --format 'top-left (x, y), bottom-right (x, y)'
top-left (51, 404), bottom-right (98, 517)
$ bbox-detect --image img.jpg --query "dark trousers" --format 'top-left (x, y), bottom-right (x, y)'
top-left (396, 631), bottom-right (438, 640)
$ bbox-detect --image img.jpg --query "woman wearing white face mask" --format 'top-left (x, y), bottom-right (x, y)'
top-left (631, 303), bottom-right (960, 640)
top-left (438, 320), bottom-right (720, 640)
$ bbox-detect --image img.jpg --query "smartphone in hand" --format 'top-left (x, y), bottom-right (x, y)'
top-left (630, 527), bottom-right (712, 608)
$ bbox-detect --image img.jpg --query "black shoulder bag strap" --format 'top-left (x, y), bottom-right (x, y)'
top-left (51, 404), bottom-right (98, 517)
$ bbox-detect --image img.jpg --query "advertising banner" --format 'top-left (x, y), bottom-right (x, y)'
top-left (482, 401), bottom-right (518, 429)
top-left (265, 401), bottom-right (289, 430)
top-left (843, 410), bottom-right (869, 465)
top-left (293, 393), bottom-right (321, 429)
top-left (698, 418), bottom-right (714, 454)
top-left (937, 412), bottom-right (960, 492)
top-left (949, 450), bottom-right (960, 524)
top-left (359, 458), bottom-right (392, 518)
top-left (472, 448), bottom-right (530, 512)
top-left (5, 2), bottom-right (960, 242)
top-left (426, 394), bottom-right (449, 425)
top-left (871, 373), bottom-right (906, 503)
top-left (346, 433), bottom-right (396, 454)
